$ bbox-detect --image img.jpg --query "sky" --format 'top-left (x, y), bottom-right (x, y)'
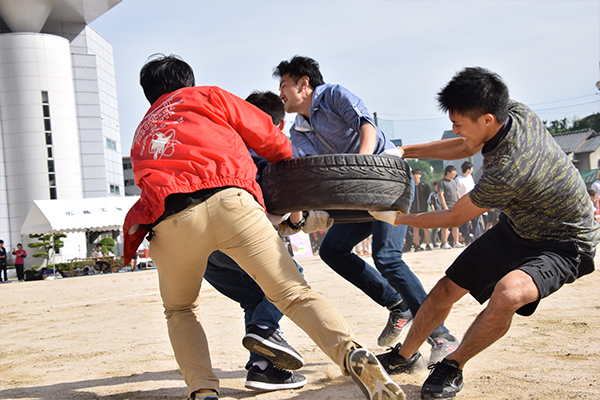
top-left (88, 0), bottom-right (600, 157)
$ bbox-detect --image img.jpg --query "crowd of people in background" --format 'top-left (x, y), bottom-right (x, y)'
top-left (402, 162), bottom-right (501, 253)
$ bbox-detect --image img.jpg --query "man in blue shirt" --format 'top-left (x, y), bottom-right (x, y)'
top-left (273, 56), bottom-right (458, 366)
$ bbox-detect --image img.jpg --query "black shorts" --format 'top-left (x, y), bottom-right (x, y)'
top-left (446, 213), bottom-right (595, 316)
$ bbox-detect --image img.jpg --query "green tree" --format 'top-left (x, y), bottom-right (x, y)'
top-left (98, 237), bottom-right (116, 254)
top-left (544, 117), bottom-right (570, 135)
top-left (28, 232), bottom-right (67, 266)
top-left (572, 112), bottom-right (600, 132)
top-left (407, 159), bottom-right (444, 187)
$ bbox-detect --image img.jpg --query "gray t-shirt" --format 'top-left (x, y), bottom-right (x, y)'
top-left (438, 177), bottom-right (459, 208)
top-left (470, 101), bottom-right (600, 252)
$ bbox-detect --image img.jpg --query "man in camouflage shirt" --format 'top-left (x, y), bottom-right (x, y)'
top-left (371, 67), bottom-right (599, 400)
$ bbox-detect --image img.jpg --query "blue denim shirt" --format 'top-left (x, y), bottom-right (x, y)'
top-left (290, 83), bottom-right (395, 157)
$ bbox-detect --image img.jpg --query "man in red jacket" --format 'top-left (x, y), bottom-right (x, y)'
top-left (122, 54), bottom-right (403, 400)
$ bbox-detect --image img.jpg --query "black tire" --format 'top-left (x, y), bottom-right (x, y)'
top-left (261, 154), bottom-right (412, 223)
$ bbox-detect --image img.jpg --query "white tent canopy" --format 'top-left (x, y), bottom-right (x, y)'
top-left (21, 196), bottom-right (139, 235)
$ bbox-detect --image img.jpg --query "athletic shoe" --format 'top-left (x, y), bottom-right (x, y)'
top-left (242, 325), bottom-right (304, 370)
top-left (376, 342), bottom-right (426, 375)
top-left (190, 391), bottom-right (218, 399)
top-left (378, 309), bottom-right (413, 347)
top-left (427, 335), bottom-right (459, 367)
top-left (441, 243), bottom-right (452, 249)
top-left (421, 359), bottom-right (464, 399)
top-left (453, 242), bottom-right (465, 248)
top-left (425, 245), bottom-right (432, 251)
top-left (244, 364), bottom-right (307, 391)
top-left (346, 348), bottom-right (406, 400)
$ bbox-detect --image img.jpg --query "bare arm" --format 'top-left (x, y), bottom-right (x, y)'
top-left (358, 123), bottom-right (377, 154)
top-left (402, 137), bottom-right (482, 160)
top-left (438, 190), bottom-right (449, 210)
top-left (394, 194), bottom-right (488, 228)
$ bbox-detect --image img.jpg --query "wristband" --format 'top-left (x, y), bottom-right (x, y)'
top-left (288, 211), bottom-right (309, 230)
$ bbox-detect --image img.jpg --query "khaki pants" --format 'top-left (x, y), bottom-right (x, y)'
top-left (148, 188), bottom-right (356, 397)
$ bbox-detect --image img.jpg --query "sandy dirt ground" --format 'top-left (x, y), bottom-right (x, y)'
top-left (1, 247), bottom-right (599, 400)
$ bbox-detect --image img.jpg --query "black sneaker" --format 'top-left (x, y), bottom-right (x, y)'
top-left (376, 342), bottom-right (426, 375)
top-left (377, 308), bottom-right (413, 347)
top-left (421, 359), bottom-right (463, 399)
top-left (427, 334), bottom-right (459, 367)
top-left (244, 363), bottom-right (307, 391)
top-left (346, 348), bottom-right (405, 400)
top-left (242, 325), bottom-right (304, 370)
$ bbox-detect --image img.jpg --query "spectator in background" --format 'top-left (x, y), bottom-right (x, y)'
top-left (12, 243), bottom-right (27, 282)
top-left (588, 189), bottom-right (600, 222)
top-left (484, 209), bottom-right (501, 230)
top-left (592, 171), bottom-right (600, 194)
top-left (0, 240), bottom-right (7, 282)
top-left (456, 161), bottom-right (481, 245)
top-left (354, 236), bottom-right (372, 256)
top-left (92, 243), bottom-right (111, 273)
top-left (408, 169), bottom-right (432, 251)
top-left (428, 181), bottom-right (443, 248)
top-left (438, 165), bottom-right (463, 248)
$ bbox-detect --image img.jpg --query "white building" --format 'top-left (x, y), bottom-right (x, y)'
top-left (0, 0), bottom-right (123, 263)
top-left (122, 156), bottom-right (140, 196)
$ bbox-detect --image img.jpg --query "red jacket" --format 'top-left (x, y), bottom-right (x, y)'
top-left (123, 86), bottom-right (293, 263)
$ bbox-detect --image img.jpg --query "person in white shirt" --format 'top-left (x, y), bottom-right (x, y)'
top-left (591, 171), bottom-right (600, 194)
top-left (456, 162), bottom-right (481, 244)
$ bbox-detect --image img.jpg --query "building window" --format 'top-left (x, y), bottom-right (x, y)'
top-left (123, 161), bottom-right (132, 170)
top-left (42, 91), bottom-right (56, 199)
top-left (106, 138), bottom-right (117, 151)
top-left (124, 179), bottom-right (135, 186)
top-left (110, 184), bottom-right (120, 195)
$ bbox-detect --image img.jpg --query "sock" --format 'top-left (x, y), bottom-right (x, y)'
top-left (388, 300), bottom-right (409, 313)
top-left (192, 391), bottom-right (218, 399)
top-left (252, 360), bottom-right (270, 371)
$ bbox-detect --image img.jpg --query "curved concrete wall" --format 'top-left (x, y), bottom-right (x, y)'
top-left (0, 32), bottom-right (83, 244)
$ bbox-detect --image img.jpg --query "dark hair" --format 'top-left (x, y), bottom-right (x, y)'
top-left (437, 67), bottom-right (509, 123)
top-left (588, 189), bottom-right (597, 197)
top-left (433, 180), bottom-right (439, 186)
top-left (273, 55), bottom-right (325, 89)
top-left (412, 169), bottom-right (422, 176)
top-left (139, 54), bottom-right (195, 104)
top-left (461, 161), bottom-right (473, 173)
top-left (444, 165), bottom-right (457, 175)
top-left (0, 239), bottom-right (3, 244)
top-left (245, 91), bottom-right (285, 125)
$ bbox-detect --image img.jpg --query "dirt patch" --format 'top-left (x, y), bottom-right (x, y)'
top-left (0, 248), bottom-right (598, 399)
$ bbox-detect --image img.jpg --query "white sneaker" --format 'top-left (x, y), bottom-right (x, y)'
top-left (346, 348), bottom-right (406, 400)
top-left (441, 243), bottom-right (452, 249)
top-left (453, 242), bottom-right (465, 248)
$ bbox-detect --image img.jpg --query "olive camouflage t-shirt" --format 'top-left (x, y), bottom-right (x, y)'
top-left (469, 101), bottom-right (600, 252)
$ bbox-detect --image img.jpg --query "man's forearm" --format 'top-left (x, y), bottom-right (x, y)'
top-left (439, 192), bottom-right (449, 210)
top-left (395, 210), bottom-right (464, 229)
top-left (402, 137), bottom-right (481, 160)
